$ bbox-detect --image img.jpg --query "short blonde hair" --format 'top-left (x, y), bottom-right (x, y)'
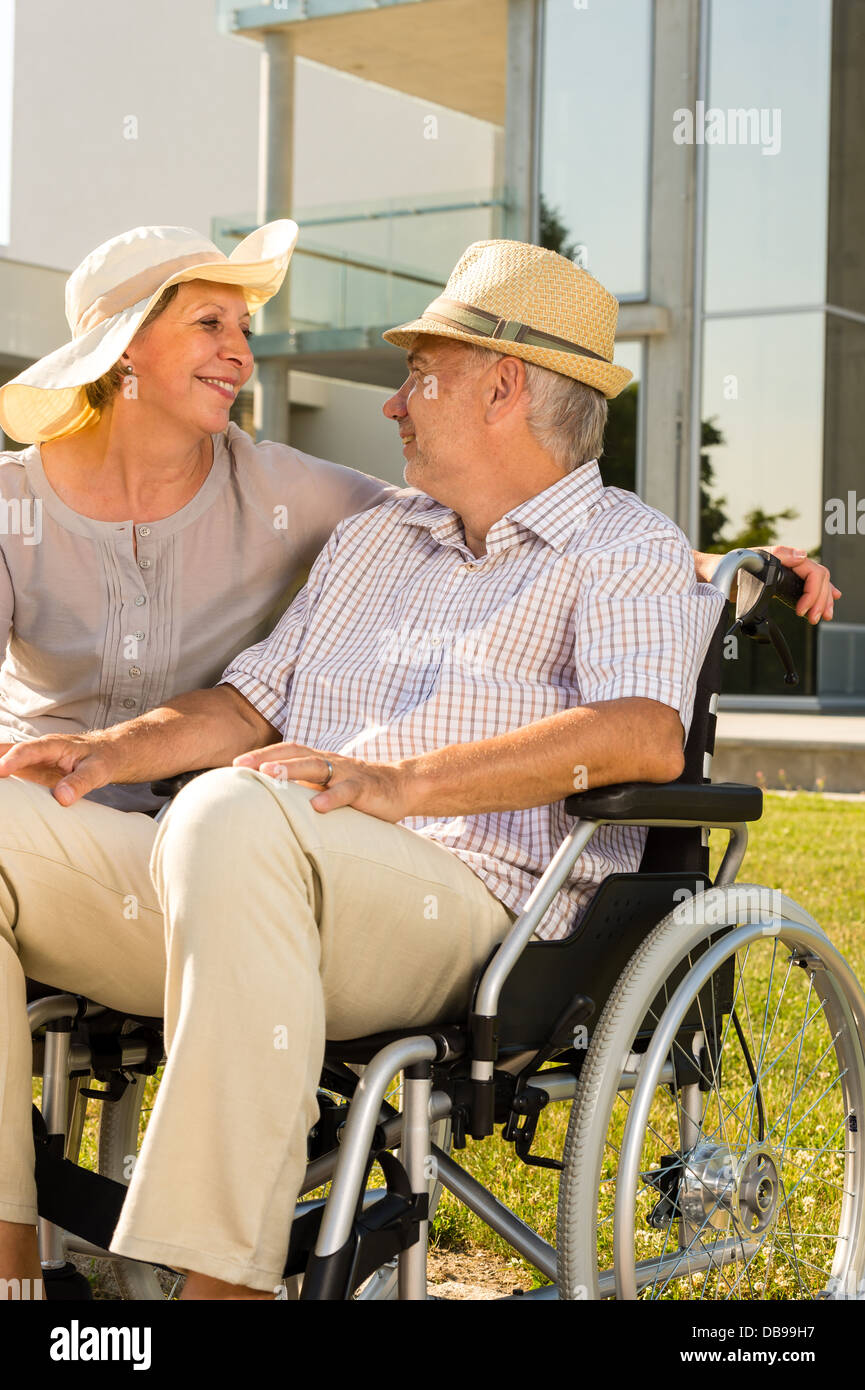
top-left (84, 283), bottom-right (180, 411)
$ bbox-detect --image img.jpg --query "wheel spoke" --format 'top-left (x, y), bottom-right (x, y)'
top-left (781, 1113), bottom-right (850, 1205)
top-left (562, 911), bottom-right (864, 1303)
top-left (771, 1072), bottom-right (848, 1152)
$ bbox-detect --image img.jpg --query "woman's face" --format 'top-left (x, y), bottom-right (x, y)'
top-left (124, 279), bottom-right (254, 435)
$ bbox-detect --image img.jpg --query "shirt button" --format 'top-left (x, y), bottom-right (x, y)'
top-left (121, 698), bottom-right (136, 709)
top-left (139, 558), bottom-right (151, 570)
top-left (134, 595), bottom-right (146, 607)
top-left (139, 526), bottom-right (151, 536)
top-left (134, 630), bottom-right (145, 641)
top-left (129, 666), bottom-right (142, 677)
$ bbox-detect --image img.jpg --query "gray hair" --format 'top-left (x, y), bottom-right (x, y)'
top-left (458, 342), bottom-right (607, 472)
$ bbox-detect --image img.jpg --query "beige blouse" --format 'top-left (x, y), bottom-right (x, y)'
top-left (0, 422), bottom-right (392, 811)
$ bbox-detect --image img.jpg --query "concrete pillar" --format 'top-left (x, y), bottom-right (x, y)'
top-left (641, 0), bottom-right (702, 535)
top-left (255, 31), bottom-right (295, 444)
top-left (503, 0), bottom-right (540, 243)
top-left (819, 0), bottom-right (865, 700)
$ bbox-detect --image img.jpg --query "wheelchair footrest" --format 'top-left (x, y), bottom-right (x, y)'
top-left (43, 1261), bottom-right (94, 1302)
top-left (300, 1190), bottom-right (429, 1300)
top-left (33, 1106), bottom-right (127, 1254)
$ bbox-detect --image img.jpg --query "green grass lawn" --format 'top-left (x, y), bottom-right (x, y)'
top-left (46, 791), bottom-right (865, 1298)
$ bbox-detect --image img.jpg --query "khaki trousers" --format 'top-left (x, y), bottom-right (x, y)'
top-left (0, 777), bottom-right (164, 1224)
top-left (0, 769), bottom-right (513, 1291)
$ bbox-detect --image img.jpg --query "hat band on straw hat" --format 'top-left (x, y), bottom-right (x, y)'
top-left (421, 296), bottom-right (612, 365)
top-left (74, 249), bottom-right (225, 337)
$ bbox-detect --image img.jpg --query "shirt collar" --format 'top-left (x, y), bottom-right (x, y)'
top-left (398, 460), bottom-right (607, 555)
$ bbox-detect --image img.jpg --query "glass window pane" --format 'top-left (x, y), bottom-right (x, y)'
top-left (600, 340), bottom-right (642, 494)
top-left (701, 314), bottom-right (824, 699)
top-left (704, 0), bottom-right (832, 313)
top-left (700, 312), bottom-right (825, 555)
top-left (539, 0), bottom-right (651, 299)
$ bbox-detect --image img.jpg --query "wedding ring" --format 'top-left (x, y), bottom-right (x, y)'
top-left (320, 757), bottom-right (334, 786)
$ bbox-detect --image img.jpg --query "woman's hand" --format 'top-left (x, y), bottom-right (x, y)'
top-left (693, 546), bottom-right (841, 622)
top-left (233, 742), bottom-right (415, 821)
top-left (761, 546), bottom-right (840, 624)
top-left (0, 735), bottom-right (115, 805)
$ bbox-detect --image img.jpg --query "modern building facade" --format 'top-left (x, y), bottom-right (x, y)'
top-left (1, 0), bottom-right (862, 708)
top-left (216, 0), bottom-right (864, 709)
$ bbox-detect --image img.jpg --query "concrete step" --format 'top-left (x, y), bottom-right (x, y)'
top-left (712, 712), bottom-right (865, 794)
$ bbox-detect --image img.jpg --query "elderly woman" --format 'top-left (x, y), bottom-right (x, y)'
top-left (0, 218), bottom-right (395, 1294)
top-left (0, 220), bottom-right (391, 811)
top-left (0, 220), bottom-right (839, 1296)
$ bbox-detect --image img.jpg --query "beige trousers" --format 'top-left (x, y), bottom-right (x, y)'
top-left (0, 769), bottom-right (513, 1291)
top-left (0, 777), bottom-right (164, 1224)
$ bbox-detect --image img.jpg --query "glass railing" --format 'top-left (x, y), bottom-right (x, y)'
top-left (212, 189), bottom-right (504, 334)
top-left (218, 0), bottom-right (433, 33)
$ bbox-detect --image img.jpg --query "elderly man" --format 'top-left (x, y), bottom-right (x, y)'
top-left (0, 240), bottom-right (838, 1299)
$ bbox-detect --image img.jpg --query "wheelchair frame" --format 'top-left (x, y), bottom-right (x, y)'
top-left (27, 548), bottom-right (865, 1302)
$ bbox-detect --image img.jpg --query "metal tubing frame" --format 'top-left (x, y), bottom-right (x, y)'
top-left (473, 819), bottom-right (599, 1028)
top-left (432, 1145), bottom-right (557, 1283)
top-left (38, 1026), bottom-right (72, 1268)
top-left (314, 1036), bottom-right (437, 1259)
top-left (397, 1065), bottom-right (432, 1300)
top-left (715, 825), bottom-right (749, 885)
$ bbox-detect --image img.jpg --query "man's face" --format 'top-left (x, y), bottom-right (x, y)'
top-left (382, 335), bottom-right (490, 491)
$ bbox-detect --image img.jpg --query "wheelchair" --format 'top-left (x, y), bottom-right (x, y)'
top-left (26, 548), bottom-right (865, 1301)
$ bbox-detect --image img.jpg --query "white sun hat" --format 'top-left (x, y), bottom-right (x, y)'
top-left (0, 219), bottom-right (299, 444)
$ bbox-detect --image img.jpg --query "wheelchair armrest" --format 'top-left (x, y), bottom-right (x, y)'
top-left (564, 780), bottom-right (762, 824)
top-left (150, 769), bottom-right (214, 799)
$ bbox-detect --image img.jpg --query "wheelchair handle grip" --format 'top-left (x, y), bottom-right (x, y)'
top-left (752, 550), bottom-right (806, 611)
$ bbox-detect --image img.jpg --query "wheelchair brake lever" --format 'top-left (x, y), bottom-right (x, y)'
top-left (766, 616), bottom-right (799, 686)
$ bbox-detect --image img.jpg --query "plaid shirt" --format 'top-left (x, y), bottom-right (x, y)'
top-left (221, 463), bottom-right (727, 940)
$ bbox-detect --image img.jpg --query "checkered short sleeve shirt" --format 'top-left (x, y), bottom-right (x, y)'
top-left (221, 462), bottom-right (728, 940)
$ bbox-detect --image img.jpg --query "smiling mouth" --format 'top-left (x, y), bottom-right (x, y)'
top-left (401, 433), bottom-right (416, 445)
top-left (197, 377), bottom-right (238, 400)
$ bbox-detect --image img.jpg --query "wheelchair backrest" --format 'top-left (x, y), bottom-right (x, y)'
top-left (637, 607), bottom-right (728, 877)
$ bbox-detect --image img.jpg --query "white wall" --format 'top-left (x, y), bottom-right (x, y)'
top-left (289, 373), bottom-right (406, 486)
top-left (3, 0), bottom-right (260, 269)
top-left (0, 0), bottom-right (14, 246)
top-left (0, 2), bottom-right (497, 476)
top-left (3, 4), bottom-right (497, 276)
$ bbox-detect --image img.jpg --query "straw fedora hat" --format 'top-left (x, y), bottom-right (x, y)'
top-left (0, 219), bottom-right (299, 444)
top-left (383, 239), bottom-right (632, 399)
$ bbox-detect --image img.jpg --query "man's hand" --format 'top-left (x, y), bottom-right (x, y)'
top-left (0, 736), bottom-right (116, 805)
top-left (234, 697), bottom-right (679, 822)
top-left (693, 546), bottom-right (840, 623)
top-left (233, 742), bottom-right (414, 820)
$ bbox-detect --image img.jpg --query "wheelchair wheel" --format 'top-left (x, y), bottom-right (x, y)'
top-left (557, 886), bottom-right (865, 1300)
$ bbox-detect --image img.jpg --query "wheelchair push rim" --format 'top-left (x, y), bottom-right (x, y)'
top-left (557, 887), bottom-right (865, 1301)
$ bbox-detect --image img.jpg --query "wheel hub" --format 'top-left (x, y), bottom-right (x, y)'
top-left (678, 1141), bottom-right (781, 1239)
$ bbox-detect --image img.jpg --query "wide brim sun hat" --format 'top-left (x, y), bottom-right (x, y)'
top-left (0, 219), bottom-right (299, 443)
top-left (382, 239), bottom-right (633, 399)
